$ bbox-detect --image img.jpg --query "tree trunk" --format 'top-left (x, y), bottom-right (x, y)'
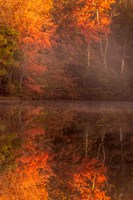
top-left (85, 127), bottom-right (89, 157)
top-left (87, 44), bottom-right (91, 67)
top-left (121, 39), bottom-right (127, 74)
top-left (102, 131), bottom-right (106, 163)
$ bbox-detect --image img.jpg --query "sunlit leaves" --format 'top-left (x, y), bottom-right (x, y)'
top-left (0, 0), bottom-right (54, 46)
top-left (73, 0), bottom-right (115, 43)
top-left (0, 0), bottom-right (57, 96)
top-left (72, 157), bottom-right (110, 200)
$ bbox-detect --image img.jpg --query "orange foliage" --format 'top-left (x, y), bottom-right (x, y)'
top-left (0, 0), bottom-right (54, 46)
top-left (25, 128), bottom-right (45, 137)
top-left (72, 157), bottom-right (110, 200)
top-left (0, 154), bottom-right (51, 200)
top-left (73, 0), bottom-right (115, 43)
top-left (0, 127), bottom-right (52, 200)
top-left (0, 0), bottom-right (56, 95)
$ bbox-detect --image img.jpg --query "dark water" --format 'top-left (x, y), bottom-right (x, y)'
top-left (0, 101), bottom-right (133, 200)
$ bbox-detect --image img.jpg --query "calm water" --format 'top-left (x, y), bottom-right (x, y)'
top-left (0, 101), bottom-right (133, 200)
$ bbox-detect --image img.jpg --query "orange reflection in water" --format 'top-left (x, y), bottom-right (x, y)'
top-left (0, 128), bottom-right (53, 200)
top-left (72, 158), bottom-right (110, 200)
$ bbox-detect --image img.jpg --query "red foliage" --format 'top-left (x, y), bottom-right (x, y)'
top-left (72, 157), bottom-right (110, 200)
top-left (73, 0), bottom-right (115, 43)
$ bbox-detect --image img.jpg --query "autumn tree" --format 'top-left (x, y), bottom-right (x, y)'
top-left (43, 0), bottom-right (116, 99)
top-left (92, 0), bottom-right (133, 100)
top-left (0, 25), bottom-right (22, 95)
top-left (72, 157), bottom-right (110, 200)
top-left (0, 0), bottom-right (54, 44)
top-left (43, 0), bottom-right (80, 99)
top-left (111, 0), bottom-right (133, 73)
top-left (43, 49), bottom-right (78, 99)
top-left (0, 153), bottom-right (52, 200)
top-left (0, 121), bottom-right (53, 200)
top-left (0, 0), bottom-right (55, 97)
top-left (73, 0), bottom-right (115, 69)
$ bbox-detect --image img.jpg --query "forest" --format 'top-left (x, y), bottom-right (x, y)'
top-left (0, 102), bottom-right (133, 199)
top-left (0, 0), bottom-right (133, 100)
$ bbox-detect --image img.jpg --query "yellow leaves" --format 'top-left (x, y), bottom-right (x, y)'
top-left (0, 0), bottom-right (55, 47)
top-left (0, 151), bottom-right (52, 200)
top-left (101, 16), bottom-right (111, 26)
top-left (0, 0), bottom-right (116, 45)
top-left (74, 0), bottom-right (116, 42)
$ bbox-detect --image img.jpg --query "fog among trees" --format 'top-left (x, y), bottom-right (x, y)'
top-left (0, 0), bottom-right (133, 100)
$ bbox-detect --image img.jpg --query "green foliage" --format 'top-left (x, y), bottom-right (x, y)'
top-left (0, 25), bottom-right (19, 66)
top-left (0, 132), bottom-right (22, 173)
top-left (0, 24), bottom-right (22, 96)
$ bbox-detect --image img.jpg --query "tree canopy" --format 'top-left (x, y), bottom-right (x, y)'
top-left (1, 0), bottom-right (133, 100)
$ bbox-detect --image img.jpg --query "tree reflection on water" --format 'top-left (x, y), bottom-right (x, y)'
top-left (0, 102), bottom-right (133, 199)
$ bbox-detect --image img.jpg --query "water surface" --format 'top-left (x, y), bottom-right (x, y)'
top-left (0, 101), bottom-right (133, 200)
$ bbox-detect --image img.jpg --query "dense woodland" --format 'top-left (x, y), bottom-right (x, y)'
top-left (0, 0), bottom-right (133, 100)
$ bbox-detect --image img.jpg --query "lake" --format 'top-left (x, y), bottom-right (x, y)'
top-left (0, 100), bottom-right (133, 200)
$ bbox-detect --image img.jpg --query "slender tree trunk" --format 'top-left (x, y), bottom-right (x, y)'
top-left (119, 127), bottom-right (123, 142)
top-left (103, 36), bottom-right (109, 70)
top-left (121, 39), bottom-right (127, 74)
top-left (85, 127), bottom-right (89, 157)
top-left (92, 176), bottom-right (96, 190)
top-left (96, 7), bottom-right (109, 70)
top-left (87, 44), bottom-right (91, 67)
top-left (121, 59), bottom-right (125, 74)
top-left (19, 74), bottom-right (23, 90)
top-left (97, 143), bottom-right (101, 159)
top-left (102, 131), bottom-right (106, 163)
top-left (119, 127), bottom-right (125, 163)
